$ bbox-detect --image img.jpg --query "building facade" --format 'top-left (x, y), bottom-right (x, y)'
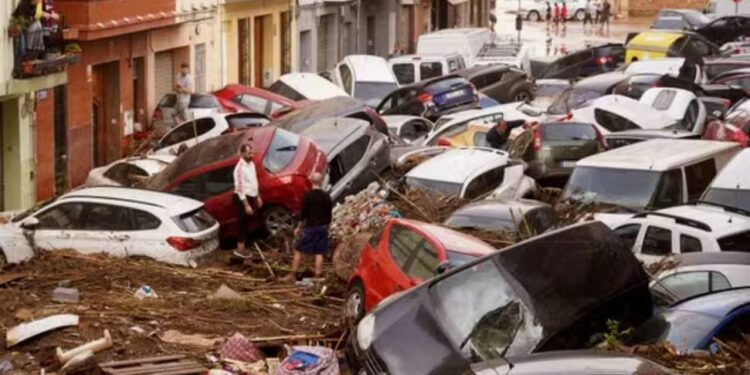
top-left (56, 0), bottom-right (222, 187)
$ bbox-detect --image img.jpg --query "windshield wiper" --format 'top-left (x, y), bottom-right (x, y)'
top-left (459, 301), bottom-right (515, 351)
top-left (275, 146), bottom-right (298, 152)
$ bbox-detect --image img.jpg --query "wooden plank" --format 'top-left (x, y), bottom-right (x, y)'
top-left (106, 362), bottom-right (204, 375)
top-left (0, 272), bottom-right (25, 286)
top-left (99, 354), bottom-right (186, 368)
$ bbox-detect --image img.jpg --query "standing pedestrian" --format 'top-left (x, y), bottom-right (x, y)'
top-left (561, 1), bottom-right (568, 31)
top-left (599, 0), bottom-right (611, 34)
top-left (553, 2), bottom-right (560, 33)
top-left (232, 144), bottom-right (263, 258)
top-left (545, 1), bottom-right (552, 32)
top-left (595, 0), bottom-right (602, 25)
top-left (584, 0), bottom-right (595, 31)
top-left (286, 173), bottom-right (333, 282)
top-left (174, 63), bottom-right (193, 125)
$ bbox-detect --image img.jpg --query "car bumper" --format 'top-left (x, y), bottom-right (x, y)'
top-left (526, 160), bottom-right (575, 179)
top-left (346, 327), bottom-right (390, 375)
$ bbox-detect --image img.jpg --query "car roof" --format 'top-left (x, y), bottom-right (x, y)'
top-left (625, 58), bottom-right (685, 76)
top-left (450, 199), bottom-right (551, 220)
top-left (406, 148), bottom-right (508, 184)
top-left (343, 55), bottom-right (397, 83)
top-left (644, 204), bottom-right (750, 237)
top-left (298, 117), bottom-right (370, 154)
top-left (62, 187), bottom-right (203, 216)
top-left (389, 53), bottom-right (461, 63)
top-left (672, 287), bottom-right (750, 317)
top-left (455, 65), bottom-right (512, 78)
top-left (216, 84), bottom-right (294, 105)
top-left (663, 251), bottom-right (750, 268)
top-left (270, 96), bottom-right (366, 132)
top-left (577, 139), bottom-right (738, 171)
top-left (124, 155), bottom-right (176, 175)
top-left (710, 149), bottom-right (750, 189)
top-left (278, 73), bottom-right (348, 100)
top-left (590, 95), bottom-right (677, 127)
top-left (395, 218), bottom-right (496, 256)
top-left (627, 31), bottom-right (685, 49)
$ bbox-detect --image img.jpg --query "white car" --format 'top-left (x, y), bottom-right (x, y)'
top-left (416, 28), bottom-right (494, 68)
top-left (702, 148), bottom-right (750, 213)
top-left (389, 53), bottom-right (467, 85)
top-left (638, 87), bottom-right (707, 135)
top-left (152, 113), bottom-right (270, 156)
top-left (570, 95), bottom-right (680, 135)
top-left (268, 73), bottom-right (348, 101)
top-left (334, 55), bottom-right (400, 108)
top-left (84, 154), bottom-right (176, 187)
top-left (510, 0), bottom-right (587, 21)
top-left (405, 147), bottom-right (536, 200)
top-left (609, 205), bottom-right (750, 265)
top-left (0, 187), bottom-right (219, 268)
top-left (624, 58), bottom-right (706, 84)
top-left (651, 252), bottom-right (750, 306)
top-left (382, 115), bottom-right (434, 144)
top-left (424, 103), bottom-right (541, 146)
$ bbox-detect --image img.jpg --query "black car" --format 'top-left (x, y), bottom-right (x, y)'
top-left (269, 96), bottom-right (388, 135)
top-left (651, 9), bottom-right (711, 31)
top-left (536, 44), bottom-right (625, 80)
top-left (471, 351), bottom-right (673, 375)
top-left (298, 117), bottom-right (390, 202)
top-left (347, 222), bottom-right (653, 375)
top-left (456, 65), bottom-right (535, 103)
top-left (697, 15), bottom-right (750, 46)
top-left (376, 75), bottom-right (479, 121)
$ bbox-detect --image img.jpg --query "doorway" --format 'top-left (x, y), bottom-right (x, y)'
top-left (367, 16), bottom-right (376, 55)
top-left (253, 16), bottom-right (265, 87)
top-left (91, 61), bottom-right (121, 166)
top-left (132, 57), bottom-right (146, 129)
top-left (53, 85), bottom-right (68, 196)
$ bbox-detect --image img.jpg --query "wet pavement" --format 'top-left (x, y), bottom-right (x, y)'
top-left (494, 12), bottom-right (652, 57)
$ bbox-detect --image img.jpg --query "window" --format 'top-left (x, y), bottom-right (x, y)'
top-left (189, 95), bottom-right (219, 109)
top-left (340, 135), bottom-right (371, 172)
top-left (267, 81), bottom-right (305, 101)
top-left (447, 57), bottom-right (464, 72)
top-left (161, 118), bottom-right (216, 147)
top-left (653, 272), bottom-right (710, 303)
top-left (651, 169), bottom-right (684, 209)
top-left (464, 166), bottom-right (505, 200)
top-left (718, 231), bottom-right (750, 252)
top-left (103, 163), bottom-right (148, 186)
top-left (132, 209), bottom-right (161, 230)
top-left (339, 64), bottom-right (353, 94)
top-left (388, 225), bottom-right (424, 271)
top-left (594, 109), bottom-right (641, 132)
top-left (173, 209), bottom-right (216, 233)
top-left (393, 64), bottom-right (415, 85)
top-left (81, 203), bottom-right (132, 231)
top-left (406, 241), bottom-right (439, 280)
top-left (36, 203), bottom-right (85, 230)
top-left (226, 114), bottom-right (270, 130)
top-left (642, 226), bottom-right (672, 255)
top-left (685, 159), bottom-right (717, 202)
top-left (328, 156), bottom-right (346, 187)
top-left (172, 175), bottom-right (206, 201)
top-left (680, 234), bottom-right (702, 253)
top-left (420, 62), bottom-right (443, 81)
top-left (614, 224), bottom-right (641, 250)
top-left (263, 129), bottom-right (300, 173)
top-left (682, 99), bottom-right (700, 131)
top-left (237, 95), bottom-right (272, 115)
top-left (688, 38), bottom-right (712, 58)
top-left (470, 76), bottom-right (487, 89)
top-left (204, 166), bottom-right (235, 196)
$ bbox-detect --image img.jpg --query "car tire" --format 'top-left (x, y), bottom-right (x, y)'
top-left (262, 206), bottom-right (296, 235)
top-left (513, 89), bottom-right (533, 103)
top-left (575, 9), bottom-right (585, 21)
top-left (528, 11), bottom-right (541, 22)
top-left (346, 279), bottom-right (366, 324)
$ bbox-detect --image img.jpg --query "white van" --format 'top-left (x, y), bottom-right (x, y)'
top-left (416, 28), bottom-right (494, 67)
top-left (388, 53), bottom-right (467, 85)
top-left (703, 0), bottom-right (750, 18)
top-left (333, 55), bottom-right (400, 108)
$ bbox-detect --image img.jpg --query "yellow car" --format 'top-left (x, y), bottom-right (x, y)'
top-left (625, 30), bottom-right (721, 63)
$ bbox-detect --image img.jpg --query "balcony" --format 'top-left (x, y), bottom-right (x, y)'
top-left (9, 17), bottom-right (80, 80)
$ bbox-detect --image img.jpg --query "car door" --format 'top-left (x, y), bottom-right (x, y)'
top-left (122, 208), bottom-right (167, 260)
top-left (369, 224), bottom-right (426, 303)
top-left (651, 270), bottom-right (731, 306)
top-left (639, 225), bottom-right (676, 264)
top-left (331, 135), bottom-right (372, 200)
top-left (157, 118), bottom-right (217, 155)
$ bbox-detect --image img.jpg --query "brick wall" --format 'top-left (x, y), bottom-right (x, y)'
top-left (628, 0), bottom-right (704, 16)
top-left (35, 90), bottom-right (55, 202)
top-left (66, 63), bottom-right (93, 188)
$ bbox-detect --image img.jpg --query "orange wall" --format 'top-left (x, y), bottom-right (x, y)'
top-left (35, 90), bottom-right (55, 202)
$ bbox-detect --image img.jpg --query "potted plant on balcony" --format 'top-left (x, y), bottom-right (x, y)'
top-left (8, 16), bottom-right (28, 38)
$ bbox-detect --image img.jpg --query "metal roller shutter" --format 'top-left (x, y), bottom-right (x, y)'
top-left (155, 51), bottom-right (174, 103)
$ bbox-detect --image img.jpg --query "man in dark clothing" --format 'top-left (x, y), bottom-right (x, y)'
top-left (287, 173), bottom-right (333, 281)
top-left (486, 119), bottom-right (525, 150)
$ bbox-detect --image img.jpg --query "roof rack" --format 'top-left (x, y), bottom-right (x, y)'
top-left (633, 211), bottom-right (712, 232)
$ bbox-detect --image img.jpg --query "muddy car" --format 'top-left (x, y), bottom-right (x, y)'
top-left (269, 96), bottom-right (388, 135)
top-left (346, 221), bottom-right (653, 375)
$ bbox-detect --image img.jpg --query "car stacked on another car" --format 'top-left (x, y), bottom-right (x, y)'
top-left (151, 113), bottom-right (271, 156)
top-left (213, 84), bottom-right (304, 118)
top-left (84, 154), bottom-right (176, 187)
top-left (456, 65), bottom-right (535, 103)
top-left (333, 55), bottom-right (401, 108)
top-left (444, 198), bottom-right (558, 235)
top-left (270, 96), bottom-right (388, 135)
top-left (152, 93), bottom-right (223, 127)
top-left (377, 75), bottom-right (479, 121)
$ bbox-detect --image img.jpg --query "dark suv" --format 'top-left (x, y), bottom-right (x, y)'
top-left (376, 75), bottom-right (478, 121)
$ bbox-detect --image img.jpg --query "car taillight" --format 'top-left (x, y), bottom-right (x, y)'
top-left (596, 56), bottom-right (612, 65)
top-left (167, 237), bottom-right (201, 252)
top-left (533, 127), bottom-right (542, 152)
top-left (731, 129), bottom-right (747, 146)
top-left (417, 92), bottom-right (433, 104)
top-left (436, 137), bottom-right (452, 147)
top-left (154, 108), bottom-right (163, 120)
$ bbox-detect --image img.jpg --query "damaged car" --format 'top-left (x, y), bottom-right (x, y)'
top-left (269, 96), bottom-right (388, 135)
top-left (346, 221), bottom-right (654, 375)
top-left (0, 187), bottom-right (219, 268)
top-left (84, 154), bottom-right (176, 187)
top-left (444, 199), bottom-right (558, 235)
top-left (152, 113), bottom-right (271, 156)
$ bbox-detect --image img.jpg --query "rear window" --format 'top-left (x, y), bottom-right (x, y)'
top-left (268, 81), bottom-right (306, 101)
top-left (425, 77), bottom-right (469, 93)
top-left (393, 63), bottom-right (415, 85)
top-left (651, 90), bottom-right (677, 111)
top-left (263, 129), bottom-right (301, 173)
top-left (421, 62), bottom-right (444, 81)
top-left (190, 95), bottom-right (219, 108)
top-left (541, 123), bottom-right (597, 141)
top-left (174, 208), bottom-right (216, 233)
top-left (718, 231), bottom-right (750, 252)
top-left (653, 17), bottom-right (686, 30)
top-left (406, 177), bottom-right (463, 196)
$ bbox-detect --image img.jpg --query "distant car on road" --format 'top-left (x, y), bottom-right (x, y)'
top-left (345, 218), bottom-right (496, 322)
top-left (213, 84), bottom-right (302, 118)
top-left (84, 154), bottom-right (175, 188)
top-left (651, 9), bottom-right (710, 31)
top-left (377, 75), bottom-right (479, 121)
top-left (0, 187), bottom-right (219, 267)
top-left (152, 94), bottom-right (222, 128)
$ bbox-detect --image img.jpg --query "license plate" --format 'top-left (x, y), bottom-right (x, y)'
top-left (444, 90), bottom-right (465, 99)
top-left (560, 161), bottom-right (577, 168)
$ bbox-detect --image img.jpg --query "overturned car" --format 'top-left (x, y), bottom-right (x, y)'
top-left (346, 221), bottom-right (653, 375)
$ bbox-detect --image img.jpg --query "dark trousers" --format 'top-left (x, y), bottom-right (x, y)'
top-left (233, 194), bottom-right (259, 243)
top-left (583, 13), bottom-right (593, 25)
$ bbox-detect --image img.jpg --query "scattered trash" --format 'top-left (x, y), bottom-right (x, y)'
top-left (6, 314), bottom-right (79, 348)
top-left (133, 285), bottom-right (158, 300)
top-left (222, 358), bottom-right (267, 374)
top-left (295, 278), bottom-right (315, 288)
top-left (160, 329), bottom-right (222, 348)
top-left (52, 287), bottom-right (80, 304)
top-left (220, 333), bottom-right (263, 364)
top-left (59, 349), bottom-right (96, 374)
top-left (129, 326), bottom-right (145, 335)
top-left (0, 273), bottom-right (26, 287)
top-left (278, 346), bottom-right (339, 375)
top-left (56, 329), bottom-right (113, 364)
top-left (211, 284), bottom-right (243, 300)
top-left (330, 182), bottom-right (396, 242)
top-left (0, 360), bottom-right (13, 374)
top-left (99, 354), bottom-right (206, 375)
top-left (13, 308), bottom-right (34, 322)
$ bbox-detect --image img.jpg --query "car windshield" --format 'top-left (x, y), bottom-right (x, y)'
top-left (653, 17), bottom-right (687, 30)
top-left (628, 310), bottom-right (718, 352)
top-left (541, 123), bottom-right (597, 141)
top-left (429, 259), bottom-right (542, 362)
top-left (548, 89), bottom-right (601, 115)
top-left (446, 250), bottom-right (479, 268)
top-left (702, 188), bottom-right (750, 214)
top-left (355, 82), bottom-right (399, 108)
top-left (406, 177), bottom-right (463, 196)
top-left (444, 214), bottom-right (516, 232)
top-left (190, 95), bottom-right (219, 108)
top-left (563, 167), bottom-right (666, 210)
top-left (262, 129), bottom-right (300, 173)
top-left (173, 208), bottom-right (216, 233)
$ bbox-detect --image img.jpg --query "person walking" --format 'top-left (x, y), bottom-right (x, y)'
top-left (174, 63), bottom-right (193, 124)
top-left (553, 2), bottom-right (560, 33)
top-left (286, 173), bottom-right (333, 282)
top-left (545, 1), bottom-right (552, 32)
top-left (561, 1), bottom-right (568, 31)
top-left (232, 144), bottom-right (263, 258)
top-left (599, 0), bottom-right (611, 34)
top-left (584, 0), bottom-right (595, 31)
top-left (595, 0), bottom-right (602, 25)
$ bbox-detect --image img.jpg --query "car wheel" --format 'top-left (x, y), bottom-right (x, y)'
top-left (528, 11), bottom-right (541, 22)
top-left (514, 90), bottom-right (533, 103)
top-left (575, 9), bottom-right (585, 21)
top-left (262, 206), bottom-right (295, 235)
top-left (346, 280), bottom-right (366, 324)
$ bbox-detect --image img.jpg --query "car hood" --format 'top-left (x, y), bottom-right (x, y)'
top-left (368, 221), bottom-right (653, 375)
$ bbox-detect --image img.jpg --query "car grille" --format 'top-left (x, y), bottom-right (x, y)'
top-left (363, 349), bottom-right (388, 375)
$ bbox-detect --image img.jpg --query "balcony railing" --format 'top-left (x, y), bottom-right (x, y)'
top-left (9, 19), bottom-right (80, 79)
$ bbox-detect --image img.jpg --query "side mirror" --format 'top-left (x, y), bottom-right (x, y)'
top-left (436, 260), bottom-right (451, 275)
top-left (21, 217), bottom-right (39, 230)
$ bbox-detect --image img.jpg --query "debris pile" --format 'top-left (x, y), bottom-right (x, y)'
top-left (329, 182), bottom-right (397, 242)
top-left (390, 186), bottom-right (467, 224)
top-left (616, 340), bottom-right (750, 374)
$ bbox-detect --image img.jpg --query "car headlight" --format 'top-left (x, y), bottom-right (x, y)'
top-left (357, 314), bottom-right (376, 350)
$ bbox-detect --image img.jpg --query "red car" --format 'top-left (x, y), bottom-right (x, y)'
top-left (146, 127), bottom-right (327, 237)
top-left (213, 84), bottom-right (307, 118)
top-left (345, 218), bottom-right (496, 322)
top-left (703, 108), bottom-right (750, 147)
